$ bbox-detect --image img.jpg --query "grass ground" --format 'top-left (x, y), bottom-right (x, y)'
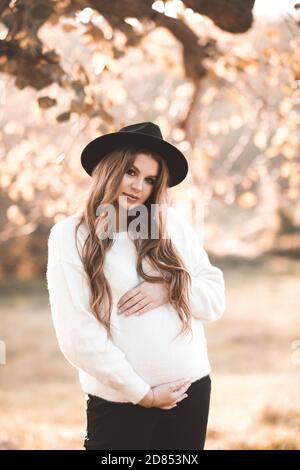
top-left (0, 256), bottom-right (299, 450)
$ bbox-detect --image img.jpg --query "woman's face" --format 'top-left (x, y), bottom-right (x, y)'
top-left (117, 153), bottom-right (159, 209)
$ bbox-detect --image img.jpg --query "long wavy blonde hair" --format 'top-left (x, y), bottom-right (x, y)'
top-left (74, 146), bottom-right (194, 342)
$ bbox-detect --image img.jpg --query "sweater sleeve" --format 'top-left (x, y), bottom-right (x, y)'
top-left (46, 221), bottom-right (151, 405)
top-left (169, 207), bottom-right (226, 322)
top-left (187, 237), bottom-right (226, 322)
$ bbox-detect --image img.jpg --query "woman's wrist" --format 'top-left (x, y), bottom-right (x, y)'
top-left (139, 388), bottom-right (154, 407)
top-left (149, 388), bottom-right (155, 407)
top-left (145, 388), bottom-right (154, 407)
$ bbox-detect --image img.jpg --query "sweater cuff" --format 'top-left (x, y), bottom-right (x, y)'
top-left (127, 378), bottom-right (151, 405)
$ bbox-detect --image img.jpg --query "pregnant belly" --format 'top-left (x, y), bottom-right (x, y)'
top-left (110, 303), bottom-right (207, 387)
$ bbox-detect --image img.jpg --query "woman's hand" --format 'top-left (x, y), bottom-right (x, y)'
top-left (138, 388), bottom-right (154, 408)
top-left (117, 281), bottom-right (168, 317)
top-left (138, 379), bottom-right (192, 409)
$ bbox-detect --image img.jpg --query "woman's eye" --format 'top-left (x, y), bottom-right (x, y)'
top-left (126, 169), bottom-right (155, 185)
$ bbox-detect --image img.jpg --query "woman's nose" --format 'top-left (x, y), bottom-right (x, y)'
top-left (132, 179), bottom-right (143, 191)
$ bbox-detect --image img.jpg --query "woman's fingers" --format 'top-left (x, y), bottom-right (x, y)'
top-left (155, 379), bottom-right (192, 409)
top-left (160, 393), bottom-right (188, 409)
top-left (179, 382), bottom-right (191, 392)
top-left (169, 379), bottom-right (191, 392)
top-left (170, 382), bottom-right (191, 397)
top-left (172, 393), bottom-right (188, 405)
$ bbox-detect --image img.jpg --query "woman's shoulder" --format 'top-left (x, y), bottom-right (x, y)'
top-left (50, 211), bottom-right (87, 240)
top-left (166, 204), bottom-right (203, 250)
top-left (48, 212), bottom-right (88, 264)
top-left (166, 204), bottom-right (188, 239)
top-left (48, 212), bottom-right (87, 266)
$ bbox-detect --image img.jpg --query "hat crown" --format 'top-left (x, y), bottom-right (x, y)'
top-left (80, 120), bottom-right (188, 187)
top-left (119, 122), bottom-right (163, 140)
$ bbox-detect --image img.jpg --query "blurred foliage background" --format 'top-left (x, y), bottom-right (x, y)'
top-left (0, 0), bottom-right (300, 450)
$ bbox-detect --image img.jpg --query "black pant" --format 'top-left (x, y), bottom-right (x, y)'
top-left (83, 374), bottom-right (211, 450)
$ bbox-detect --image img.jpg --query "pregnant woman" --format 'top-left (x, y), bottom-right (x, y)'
top-left (46, 121), bottom-right (226, 450)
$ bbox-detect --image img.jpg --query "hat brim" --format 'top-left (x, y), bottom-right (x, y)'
top-left (80, 131), bottom-right (188, 187)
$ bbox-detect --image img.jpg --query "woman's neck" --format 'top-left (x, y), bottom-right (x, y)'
top-left (114, 205), bottom-right (128, 233)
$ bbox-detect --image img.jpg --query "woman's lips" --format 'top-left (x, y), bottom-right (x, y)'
top-left (122, 192), bottom-right (139, 201)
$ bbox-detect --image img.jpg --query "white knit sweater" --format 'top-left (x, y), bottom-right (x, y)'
top-left (46, 205), bottom-right (226, 405)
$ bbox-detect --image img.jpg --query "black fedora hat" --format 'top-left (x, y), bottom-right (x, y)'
top-left (80, 121), bottom-right (189, 187)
